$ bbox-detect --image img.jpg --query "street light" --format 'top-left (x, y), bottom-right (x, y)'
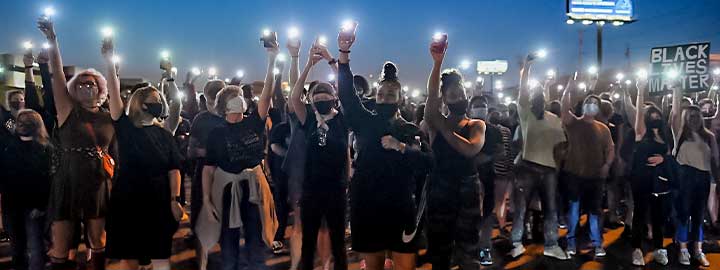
top-left (625, 79), bottom-right (632, 86)
top-left (236, 70), bottom-right (245, 78)
top-left (566, 19), bottom-right (575, 25)
top-left (636, 69), bottom-right (648, 79)
top-left (612, 21), bottom-right (624, 26)
top-left (460, 60), bottom-right (471, 70)
top-left (597, 21), bottom-right (606, 26)
top-left (582, 20), bottom-right (593, 25)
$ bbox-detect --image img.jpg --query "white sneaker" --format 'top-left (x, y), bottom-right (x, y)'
top-left (510, 243), bottom-right (526, 258)
top-left (594, 246), bottom-right (607, 257)
top-left (631, 249), bottom-right (644, 266)
top-left (653, 249), bottom-right (668, 266)
top-left (678, 248), bottom-right (691, 266)
top-left (543, 245), bottom-right (570, 260)
top-left (694, 251), bottom-right (710, 267)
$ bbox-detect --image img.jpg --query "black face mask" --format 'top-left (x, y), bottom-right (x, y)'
top-left (314, 101), bottom-right (335, 115)
top-left (447, 100), bottom-right (469, 116)
top-left (647, 119), bottom-right (664, 130)
top-left (376, 103), bottom-right (399, 118)
top-left (9, 101), bottom-right (24, 111)
top-left (144, 103), bottom-right (164, 118)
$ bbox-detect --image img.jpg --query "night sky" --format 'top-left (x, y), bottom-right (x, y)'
top-left (1, 0), bottom-right (719, 90)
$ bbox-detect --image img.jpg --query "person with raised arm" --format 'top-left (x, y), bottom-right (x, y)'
top-left (336, 22), bottom-right (432, 270)
top-left (196, 33), bottom-right (279, 270)
top-left (508, 54), bottom-right (569, 260)
top-left (628, 77), bottom-right (674, 266)
top-left (669, 75), bottom-right (718, 267)
top-left (22, 46), bottom-right (57, 134)
top-left (560, 71), bottom-right (615, 258)
top-left (422, 34), bottom-right (485, 270)
top-left (37, 16), bottom-right (116, 270)
top-left (289, 43), bottom-right (350, 270)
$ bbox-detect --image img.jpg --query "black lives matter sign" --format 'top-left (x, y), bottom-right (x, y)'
top-left (648, 42), bottom-right (711, 96)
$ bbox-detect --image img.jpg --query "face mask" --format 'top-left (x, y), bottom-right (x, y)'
top-left (226, 96), bottom-right (247, 114)
top-left (73, 86), bottom-right (101, 107)
top-left (376, 103), bottom-right (399, 118)
top-left (447, 100), bottom-right (469, 116)
top-left (144, 102), bottom-right (164, 118)
top-left (9, 101), bottom-right (24, 111)
top-left (314, 100), bottom-right (335, 115)
top-left (583, 103), bottom-right (599, 117)
top-left (469, 108), bottom-right (488, 119)
top-left (647, 119), bottom-right (664, 130)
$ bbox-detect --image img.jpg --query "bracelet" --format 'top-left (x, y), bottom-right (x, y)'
top-left (339, 49), bottom-right (351, 53)
top-left (328, 58), bottom-right (337, 65)
top-left (166, 78), bottom-right (175, 82)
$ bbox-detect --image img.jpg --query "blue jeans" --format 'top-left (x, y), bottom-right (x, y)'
top-left (220, 183), bottom-right (268, 270)
top-left (510, 161), bottom-right (559, 247)
top-left (3, 206), bottom-right (46, 270)
top-left (676, 165), bottom-right (710, 243)
top-left (566, 202), bottom-right (602, 248)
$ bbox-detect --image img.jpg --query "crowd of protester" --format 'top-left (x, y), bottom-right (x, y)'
top-left (2, 14), bottom-right (720, 270)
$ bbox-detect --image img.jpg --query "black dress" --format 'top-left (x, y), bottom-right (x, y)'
top-left (106, 114), bottom-right (182, 259)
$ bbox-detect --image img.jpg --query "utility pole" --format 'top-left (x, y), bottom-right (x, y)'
top-left (578, 30), bottom-right (584, 70)
top-left (596, 24), bottom-right (603, 70)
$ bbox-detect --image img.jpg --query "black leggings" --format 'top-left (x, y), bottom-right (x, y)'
top-left (300, 191), bottom-right (347, 270)
top-left (631, 179), bottom-right (670, 249)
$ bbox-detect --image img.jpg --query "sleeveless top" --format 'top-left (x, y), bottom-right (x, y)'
top-left (432, 121), bottom-right (477, 177)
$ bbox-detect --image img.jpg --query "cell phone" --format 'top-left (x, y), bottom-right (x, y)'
top-left (431, 33), bottom-right (448, 53)
top-left (288, 38), bottom-right (300, 48)
top-left (261, 31), bottom-right (277, 48)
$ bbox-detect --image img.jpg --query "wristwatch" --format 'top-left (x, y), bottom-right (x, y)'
top-left (328, 58), bottom-right (337, 65)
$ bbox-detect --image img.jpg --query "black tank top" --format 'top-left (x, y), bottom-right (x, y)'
top-left (432, 121), bottom-right (477, 176)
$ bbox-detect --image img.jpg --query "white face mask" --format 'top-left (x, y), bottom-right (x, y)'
top-left (226, 96), bottom-right (247, 114)
top-left (469, 108), bottom-right (488, 119)
top-left (583, 103), bottom-right (599, 117)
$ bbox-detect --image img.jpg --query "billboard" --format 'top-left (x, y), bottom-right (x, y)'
top-left (566, 0), bottom-right (633, 22)
top-left (648, 42), bottom-right (711, 96)
top-left (477, 60), bottom-right (508, 74)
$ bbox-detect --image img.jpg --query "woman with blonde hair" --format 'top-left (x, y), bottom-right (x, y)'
top-left (38, 16), bottom-right (115, 270)
top-left (0, 109), bottom-right (53, 270)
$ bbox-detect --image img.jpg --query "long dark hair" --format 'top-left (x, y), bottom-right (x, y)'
top-left (642, 105), bottom-right (669, 149)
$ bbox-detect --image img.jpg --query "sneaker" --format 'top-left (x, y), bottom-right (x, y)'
top-left (566, 241), bottom-right (577, 256)
top-left (543, 245), bottom-right (570, 260)
top-left (678, 248), bottom-right (691, 266)
top-left (653, 249), bottom-right (668, 266)
top-left (694, 251), bottom-right (710, 267)
top-left (510, 243), bottom-right (526, 258)
top-left (594, 246), bottom-right (607, 257)
top-left (271, 241), bottom-right (284, 254)
top-left (558, 216), bottom-right (568, 229)
top-left (479, 248), bottom-right (493, 266)
top-left (631, 249), bottom-right (645, 266)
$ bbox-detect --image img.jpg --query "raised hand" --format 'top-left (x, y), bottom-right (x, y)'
top-left (37, 47), bottom-right (50, 64)
top-left (308, 46), bottom-right (324, 66)
top-left (337, 21), bottom-right (358, 52)
top-left (265, 32), bottom-right (280, 56)
top-left (430, 33), bottom-right (448, 63)
top-left (287, 38), bottom-right (301, 57)
top-left (23, 49), bottom-right (34, 67)
top-left (317, 44), bottom-right (334, 61)
top-left (101, 38), bottom-right (114, 63)
top-left (37, 16), bottom-right (56, 40)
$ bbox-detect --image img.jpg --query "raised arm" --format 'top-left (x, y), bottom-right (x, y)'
top-left (102, 38), bottom-right (123, 121)
top-left (561, 73), bottom-right (579, 126)
top-left (622, 84), bottom-right (637, 128)
top-left (258, 32), bottom-right (279, 120)
top-left (37, 16), bottom-right (73, 126)
top-left (517, 55), bottom-right (535, 107)
top-left (164, 70), bottom-right (183, 135)
top-left (670, 79), bottom-right (682, 140)
top-left (37, 48), bottom-right (56, 118)
top-left (272, 61), bottom-right (287, 118)
top-left (336, 21), bottom-right (373, 126)
top-left (290, 47), bottom-right (323, 125)
top-left (634, 79), bottom-right (648, 140)
top-left (23, 49), bottom-right (42, 113)
top-left (287, 39), bottom-right (301, 87)
top-left (182, 71), bottom-right (201, 120)
top-left (424, 34), bottom-right (447, 131)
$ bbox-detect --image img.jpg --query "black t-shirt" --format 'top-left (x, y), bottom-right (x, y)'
top-left (189, 111), bottom-right (225, 150)
top-left (0, 134), bottom-right (52, 209)
top-left (114, 114), bottom-right (183, 179)
top-left (206, 112), bottom-right (266, 174)
top-left (480, 122), bottom-right (502, 158)
top-left (301, 105), bottom-right (349, 193)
